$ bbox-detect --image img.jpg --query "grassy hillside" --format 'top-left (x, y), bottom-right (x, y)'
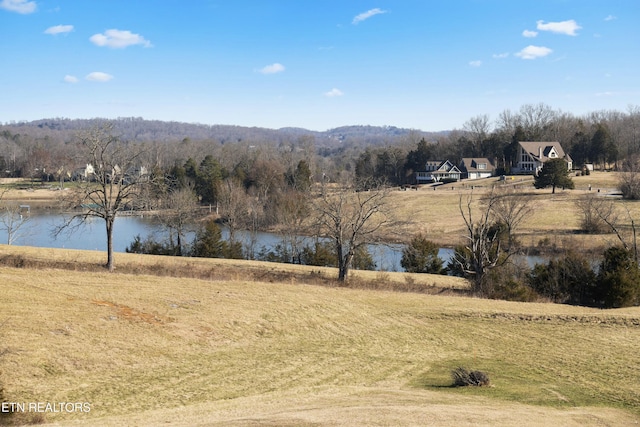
top-left (0, 247), bottom-right (639, 426)
top-left (389, 171), bottom-right (634, 251)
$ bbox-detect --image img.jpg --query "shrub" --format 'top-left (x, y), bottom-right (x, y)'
top-left (352, 246), bottom-right (376, 271)
top-left (302, 241), bottom-right (337, 267)
top-left (301, 242), bottom-right (376, 271)
top-left (192, 220), bottom-right (227, 258)
top-left (451, 367), bottom-right (490, 387)
top-left (401, 234), bottom-right (444, 274)
top-left (487, 278), bottom-right (538, 302)
top-left (528, 251), bottom-right (597, 305)
top-left (126, 235), bottom-right (177, 256)
top-left (256, 244), bottom-right (292, 263)
top-left (595, 246), bottom-right (640, 308)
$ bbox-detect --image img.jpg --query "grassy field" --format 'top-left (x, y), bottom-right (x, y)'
top-left (387, 171), bottom-right (640, 252)
top-left (0, 246), bottom-right (639, 426)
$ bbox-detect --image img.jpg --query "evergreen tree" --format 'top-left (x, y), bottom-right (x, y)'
top-left (527, 252), bottom-right (596, 305)
top-left (404, 138), bottom-right (433, 183)
top-left (401, 234), bottom-right (444, 274)
top-left (192, 220), bottom-right (227, 258)
top-left (285, 160), bottom-right (312, 192)
top-left (590, 123), bottom-right (612, 169)
top-left (534, 158), bottom-right (574, 193)
top-left (595, 246), bottom-right (640, 308)
top-left (196, 155), bottom-right (225, 204)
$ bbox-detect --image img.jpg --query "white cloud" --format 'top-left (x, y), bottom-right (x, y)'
top-left (604, 15), bottom-right (616, 21)
top-left (89, 29), bottom-right (152, 48)
top-left (324, 88), bottom-right (344, 97)
top-left (522, 30), bottom-right (538, 38)
top-left (352, 8), bottom-right (387, 24)
top-left (469, 60), bottom-right (482, 67)
top-left (63, 75), bottom-right (78, 83)
top-left (44, 24), bottom-right (73, 35)
top-left (515, 45), bottom-right (553, 59)
top-left (492, 52), bottom-right (509, 59)
top-left (259, 63), bottom-right (285, 74)
top-left (85, 72), bottom-right (113, 82)
top-left (536, 19), bottom-right (582, 36)
top-left (0, 0), bottom-right (36, 14)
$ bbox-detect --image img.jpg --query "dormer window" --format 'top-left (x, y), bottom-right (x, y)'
top-left (478, 163), bottom-right (486, 170)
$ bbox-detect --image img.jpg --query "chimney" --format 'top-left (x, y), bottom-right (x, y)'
top-left (538, 146), bottom-right (542, 159)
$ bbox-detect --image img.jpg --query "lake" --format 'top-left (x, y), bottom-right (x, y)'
top-left (0, 211), bottom-right (439, 271)
top-left (1, 211), bottom-right (546, 272)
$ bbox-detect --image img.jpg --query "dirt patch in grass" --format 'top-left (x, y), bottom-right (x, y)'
top-left (90, 300), bottom-right (174, 325)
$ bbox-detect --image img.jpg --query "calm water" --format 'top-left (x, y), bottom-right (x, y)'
top-left (4, 211), bottom-right (546, 272)
top-left (0, 211), bottom-right (447, 271)
top-left (0, 212), bottom-right (158, 252)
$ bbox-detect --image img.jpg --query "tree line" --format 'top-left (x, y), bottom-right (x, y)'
top-left (2, 104), bottom-right (639, 188)
top-left (355, 104), bottom-right (640, 186)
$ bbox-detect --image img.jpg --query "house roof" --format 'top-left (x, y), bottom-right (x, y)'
top-left (518, 141), bottom-right (572, 162)
top-left (418, 160), bottom-right (461, 175)
top-left (460, 158), bottom-right (494, 172)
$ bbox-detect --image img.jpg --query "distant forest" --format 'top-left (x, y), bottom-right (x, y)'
top-left (1, 103), bottom-right (639, 186)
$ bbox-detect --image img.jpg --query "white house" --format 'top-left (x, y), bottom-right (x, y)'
top-left (460, 158), bottom-right (495, 180)
top-left (72, 163), bottom-right (95, 181)
top-left (512, 141), bottom-right (572, 175)
top-left (415, 160), bottom-right (461, 183)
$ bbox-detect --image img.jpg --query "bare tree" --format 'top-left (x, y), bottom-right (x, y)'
top-left (619, 155), bottom-right (640, 199)
top-left (313, 184), bottom-right (392, 281)
top-left (56, 124), bottom-right (151, 271)
top-left (0, 188), bottom-right (32, 245)
top-left (575, 193), bottom-right (618, 234)
top-left (0, 204), bottom-right (31, 245)
top-left (463, 114), bottom-right (491, 157)
top-left (454, 190), bottom-right (505, 294)
top-left (157, 188), bottom-right (200, 256)
top-left (217, 178), bottom-right (250, 257)
top-left (275, 189), bottom-right (311, 263)
top-left (519, 103), bottom-right (557, 140)
top-left (588, 200), bottom-right (638, 264)
top-left (488, 186), bottom-right (534, 250)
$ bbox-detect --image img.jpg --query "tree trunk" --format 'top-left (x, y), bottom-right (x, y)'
top-left (106, 217), bottom-right (115, 271)
top-left (338, 249), bottom-right (353, 282)
top-left (336, 241), bottom-right (349, 282)
top-left (338, 263), bottom-right (349, 281)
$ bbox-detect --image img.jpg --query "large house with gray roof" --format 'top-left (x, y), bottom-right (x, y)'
top-left (512, 141), bottom-right (572, 175)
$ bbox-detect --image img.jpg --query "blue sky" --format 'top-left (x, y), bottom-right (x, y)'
top-left (1, 0), bottom-right (638, 131)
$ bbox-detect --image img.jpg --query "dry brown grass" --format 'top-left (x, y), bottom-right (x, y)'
top-left (0, 245), bottom-right (639, 426)
top-left (0, 244), bottom-right (470, 293)
top-left (386, 172), bottom-right (640, 253)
